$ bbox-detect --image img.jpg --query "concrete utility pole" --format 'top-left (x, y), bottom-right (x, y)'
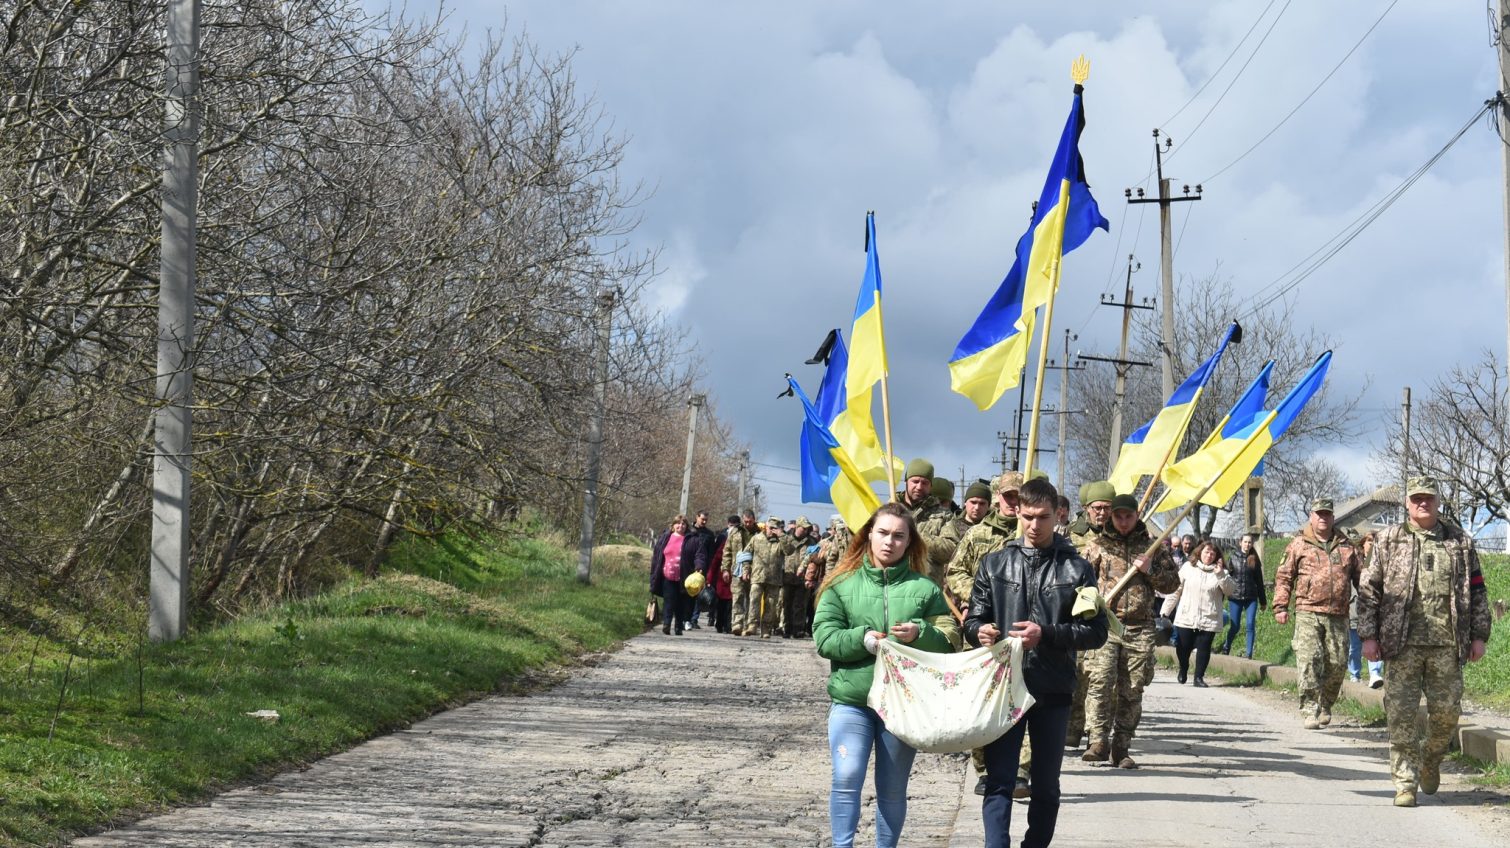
top-left (1048, 329), bottom-right (1086, 494)
top-left (1401, 386), bottom-right (1412, 496)
top-left (576, 289), bottom-right (616, 585)
top-left (1089, 255), bottom-right (1155, 471)
top-left (1497, 0), bottom-right (1510, 415)
top-left (151, 0), bottom-right (200, 643)
top-left (678, 394), bottom-right (705, 516)
top-left (996, 430), bottom-right (1011, 476)
top-left (1127, 130), bottom-right (1202, 399)
top-left (737, 450), bottom-right (750, 511)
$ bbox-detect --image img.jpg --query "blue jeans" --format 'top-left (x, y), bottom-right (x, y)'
top-left (1222, 598), bottom-right (1259, 657)
top-left (1348, 627), bottom-right (1384, 680)
top-left (982, 702), bottom-right (1071, 848)
top-left (828, 703), bottom-right (916, 848)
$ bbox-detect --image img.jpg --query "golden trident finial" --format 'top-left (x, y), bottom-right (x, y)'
top-left (1071, 55), bottom-right (1090, 85)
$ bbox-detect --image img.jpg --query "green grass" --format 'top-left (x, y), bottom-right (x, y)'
top-left (1452, 751), bottom-right (1510, 788)
top-left (1249, 543), bottom-right (1510, 712)
top-left (0, 531), bottom-right (645, 847)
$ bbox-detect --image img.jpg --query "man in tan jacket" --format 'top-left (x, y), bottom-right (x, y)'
top-left (1273, 497), bottom-right (1360, 729)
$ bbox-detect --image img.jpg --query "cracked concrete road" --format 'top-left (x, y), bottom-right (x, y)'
top-left (73, 628), bottom-right (1510, 847)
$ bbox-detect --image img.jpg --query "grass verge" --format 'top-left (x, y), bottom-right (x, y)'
top-left (1451, 751), bottom-right (1510, 788)
top-left (0, 531), bottom-right (645, 847)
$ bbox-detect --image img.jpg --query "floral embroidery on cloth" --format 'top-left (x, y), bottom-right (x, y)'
top-left (866, 637), bottom-right (1034, 753)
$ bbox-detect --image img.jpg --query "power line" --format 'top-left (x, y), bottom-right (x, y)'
top-left (1202, 0), bottom-right (1401, 185)
top-left (1238, 100), bottom-right (1491, 318)
top-left (1168, 0), bottom-right (1295, 163)
top-left (1160, 0), bottom-right (1282, 129)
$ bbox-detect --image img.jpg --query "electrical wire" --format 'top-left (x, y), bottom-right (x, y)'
top-left (1169, 0), bottom-right (1295, 163)
top-left (1161, 0), bottom-right (1282, 129)
top-left (1172, 201), bottom-right (1194, 261)
top-left (1237, 100), bottom-right (1491, 318)
top-left (1202, 0), bottom-right (1402, 185)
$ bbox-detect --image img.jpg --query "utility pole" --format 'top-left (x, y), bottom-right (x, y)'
top-left (576, 289), bottom-right (616, 585)
top-left (1496, 1), bottom-right (1510, 417)
top-left (1046, 329), bottom-right (1086, 494)
top-left (1127, 130), bottom-right (1202, 399)
top-left (678, 394), bottom-right (705, 516)
top-left (1401, 386), bottom-right (1412, 497)
top-left (737, 450), bottom-right (750, 510)
top-left (1013, 366), bottom-right (1028, 470)
top-left (1094, 255), bottom-right (1155, 471)
top-left (996, 431), bottom-right (1011, 477)
top-left (151, 0), bottom-right (200, 643)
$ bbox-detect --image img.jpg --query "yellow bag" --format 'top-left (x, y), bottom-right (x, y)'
top-left (684, 571), bottom-right (706, 596)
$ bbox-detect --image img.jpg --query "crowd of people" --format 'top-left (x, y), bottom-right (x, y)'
top-left (646, 464), bottom-right (1492, 846)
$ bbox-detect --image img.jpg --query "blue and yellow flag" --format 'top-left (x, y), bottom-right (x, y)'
top-left (1108, 321), bottom-right (1241, 493)
top-left (949, 87), bottom-right (1109, 410)
top-left (1155, 352), bottom-right (1331, 512)
top-left (844, 213), bottom-right (901, 481)
top-left (789, 375), bottom-right (882, 530)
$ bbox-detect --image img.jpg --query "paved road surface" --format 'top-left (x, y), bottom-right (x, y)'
top-left (74, 628), bottom-right (1509, 847)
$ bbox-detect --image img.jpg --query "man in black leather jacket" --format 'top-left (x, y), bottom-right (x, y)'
top-left (965, 478), bottom-right (1108, 848)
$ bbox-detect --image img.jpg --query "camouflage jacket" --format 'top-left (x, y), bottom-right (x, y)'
top-left (747, 532), bottom-right (796, 585)
top-left (720, 525), bottom-right (759, 577)
top-left (1274, 526), bottom-right (1360, 617)
top-left (895, 492), bottom-right (960, 585)
top-left (783, 532), bottom-right (815, 581)
top-left (1067, 518), bottom-right (1100, 553)
top-left (1357, 521), bottom-right (1492, 663)
top-left (823, 526), bottom-right (854, 574)
top-left (1083, 521), bottom-right (1180, 625)
top-left (945, 513), bottom-right (1017, 603)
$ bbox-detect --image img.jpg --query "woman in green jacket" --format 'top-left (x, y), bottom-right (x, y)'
top-left (813, 502), bottom-right (959, 848)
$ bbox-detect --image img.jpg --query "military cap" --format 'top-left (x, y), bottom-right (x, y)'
top-left (996, 470), bottom-right (1025, 494)
top-left (1109, 493), bottom-right (1139, 514)
top-left (965, 479), bottom-right (992, 502)
top-left (1027, 468), bottom-right (1049, 482)
top-left (795, 516), bottom-right (811, 528)
top-left (905, 458), bottom-right (935, 481)
top-left (932, 477), bottom-right (954, 501)
top-left (767, 515), bottom-right (783, 525)
top-left (1083, 481), bottom-right (1116, 505)
top-left (1406, 476), bottom-right (1439, 498)
top-left (1077, 482), bottom-right (1091, 505)
top-left (1310, 497), bottom-right (1334, 514)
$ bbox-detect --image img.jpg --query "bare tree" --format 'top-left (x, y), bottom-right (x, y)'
top-left (1374, 351), bottom-right (1509, 534)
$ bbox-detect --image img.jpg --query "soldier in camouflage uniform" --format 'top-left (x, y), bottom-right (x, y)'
top-left (951, 478), bottom-right (994, 543)
top-left (1065, 481), bottom-right (1114, 747)
top-left (823, 516), bottom-right (853, 579)
top-left (894, 458), bottom-right (960, 587)
top-left (1081, 493), bottom-right (1179, 769)
top-left (1358, 477), bottom-right (1492, 807)
top-left (745, 516), bottom-right (796, 638)
top-left (933, 476), bottom-right (961, 515)
top-left (945, 471), bottom-right (1024, 796)
top-left (1273, 497), bottom-right (1360, 729)
top-left (779, 517), bottom-right (814, 638)
top-left (720, 510), bottom-right (759, 636)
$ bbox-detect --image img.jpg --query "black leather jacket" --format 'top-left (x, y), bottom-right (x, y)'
top-left (964, 534), bottom-right (1108, 703)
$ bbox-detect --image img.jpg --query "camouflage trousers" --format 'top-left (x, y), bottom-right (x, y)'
top-left (1085, 623), bottom-right (1157, 747)
top-left (748, 582), bottom-right (781, 636)
top-left (778, 579), bottom-right (807, 635)
top-left (1292, 610), bottom-right (1349, 714)
top-left (730, 578), bottom-right (751, 633)
top-left (1067, 651), bottom-right (1091, 745)
top-left (1384, 643), bottom-right (1462, 793)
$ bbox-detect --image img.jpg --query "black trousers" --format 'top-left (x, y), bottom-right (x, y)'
top-left (1174, 627), bottom-right (1217, 679)
top-left (660, 580), bottom-right (691, 631)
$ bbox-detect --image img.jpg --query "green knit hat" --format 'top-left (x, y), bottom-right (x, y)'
top-left (1083, 481), bottom-right (1116, 505)
top-left (905, 458), bottom-right (934, 481)
top-left (932, 477), bottom-right (954, 501)
top-left (965, 479), bottom-right (992, 502)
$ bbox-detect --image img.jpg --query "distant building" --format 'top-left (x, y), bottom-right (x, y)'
top-left (1334, 485), bottom-right (1403, 538)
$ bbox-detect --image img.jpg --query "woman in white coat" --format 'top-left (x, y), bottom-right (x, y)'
top-left (1162, 540), bottom-right (1237, 687)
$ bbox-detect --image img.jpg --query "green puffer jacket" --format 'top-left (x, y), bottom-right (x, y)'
top-left (813, 556), bottom-right (961, 706)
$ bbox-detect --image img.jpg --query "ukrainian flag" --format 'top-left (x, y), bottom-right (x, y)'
top-left (1155, 352), bottom-right (1331, 512)
top-left (813, 329), bottom-right (890, 481)
top-left (949, 86), bottom-right (1108, 410)
top-left (789, 375), bottom-right (882, 531)
top-left (1108, 321), bottom-right (1241, 493)
top-left (844, 213), bottom-right (901, 481)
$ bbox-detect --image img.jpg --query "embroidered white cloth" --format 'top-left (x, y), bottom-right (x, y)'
top-left (866, 637), bottom-right (1034, 754)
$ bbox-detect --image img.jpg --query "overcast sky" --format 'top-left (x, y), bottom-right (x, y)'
top-left (380, 1), bottom-right (1505, 520)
